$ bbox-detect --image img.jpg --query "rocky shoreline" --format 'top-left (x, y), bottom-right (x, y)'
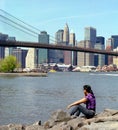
top-left (0, 109), bottom-right (118, 130)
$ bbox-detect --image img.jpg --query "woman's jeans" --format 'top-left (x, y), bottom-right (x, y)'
top-left (70, 105), bottom-right (95, 118)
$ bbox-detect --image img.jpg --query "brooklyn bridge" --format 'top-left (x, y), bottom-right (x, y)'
top-left (0, 40), bottom-right (118, 56)
top-left (0, 9), bottom-right (118, 57)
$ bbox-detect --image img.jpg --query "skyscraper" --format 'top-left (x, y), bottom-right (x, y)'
top-left (69, 32), bottom-right (77, 65)
top-left (0, 33), bottom-right (8, 59)
top-left (94, 36), bottom-right (105, 67)
top-left (69, 32), bottom-right (75, 45)
top-left (106, 38), bottom-right (113, 65)
top-left (63, 24), bottom-right (72, 65)
top-left (78, 40), bottom-right (94, 66)
top-left (111, 35), bottom-right (118, 48)
top-left (53, 29), bottom-right (64, 63)
top-left (5, 36), bottom-right (16, 57)
top-left (113, 47), bottom-right (118, 66)
top-left (63, 23), bottom-right (69, 44)
top-left (96, 36), bottom-right (105, 45)
top-left (38, 31), bottom-right (49, 64)
top-left (94, 43), bottom-right (105, 67)
top-left (12, 48), bottom-right (28, 68)
top-left (55, 30), bottom-right (64, 43)
top-left (26, 48), bottom-right (37, 69)
top-left (84, 27), bottom-right (96, 46)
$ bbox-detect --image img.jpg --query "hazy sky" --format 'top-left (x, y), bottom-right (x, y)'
top-left (0, 0), bottom-right (118, 43)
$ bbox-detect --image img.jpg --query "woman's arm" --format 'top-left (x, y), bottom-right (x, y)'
top-left (67, 97), bottom-right (87, 109)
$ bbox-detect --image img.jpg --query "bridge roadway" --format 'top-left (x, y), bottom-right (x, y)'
top-left (0, 40), bottom-right (118, 56)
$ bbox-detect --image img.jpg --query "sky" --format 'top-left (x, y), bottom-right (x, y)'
top-left (0, 0), bottom-right (118, 43)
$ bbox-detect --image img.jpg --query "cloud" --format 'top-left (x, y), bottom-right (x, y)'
top-left (37, 10), bottom-right (118, 25)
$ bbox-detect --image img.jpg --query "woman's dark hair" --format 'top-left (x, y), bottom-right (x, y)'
top-left (83, 85), bottom-right (94, 95)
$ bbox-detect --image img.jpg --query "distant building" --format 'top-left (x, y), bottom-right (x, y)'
top-left (38, 31), bottom-right (49, 64)
top-left (12, 48), bottom-right (28, 68)
top-left (84, 27), bottom-right (96, 47)
top-left (94, 43), bottom-right (105, 67)
top-left (106, 38), bottom-right (113, 65)
top-left (111, 35), bottom-right (118, 48)
top-left (69, 32), bottom-right (75, 45)
top-left (94, 36), bottom-right (105, 67)
top-left (55, 29), bottom-right (64, 43)
top-left (53, 24), bottom-right (72, 65)
top-left (63, 23), bottom-right (69, 44)
top-left (113, 47), bottom-right (118, 67)
top-left (64, 44), bottom-right (72, 65)
top-left (69, 32), bottom-right (77, 65)
top-left (26, 48), bottom-right (37, 69)
top-left (5, 36), bottom-right (16, 57)
top-left (96, 36), bottom-right (105, 45)
top-left (77, 40), bottom-right (94, 66)
top-left (51, 29), bottom-right (64, 63)
top-left (0, 33), bottom-right (8, 59)
top-left (63, 23), bottom-right (72, 64)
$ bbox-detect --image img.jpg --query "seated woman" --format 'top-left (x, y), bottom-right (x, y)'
top-left (67, 85), bottom-right (96, 118)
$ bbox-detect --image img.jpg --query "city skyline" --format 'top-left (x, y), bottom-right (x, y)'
top-left (0, 0), bottom-right (118, 42)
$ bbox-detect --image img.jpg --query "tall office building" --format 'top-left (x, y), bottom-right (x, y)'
top-left (63, 23), bottom-right (69, 44)
top-left (82, 27), bottom-right (96, 65)
top-left (77, 40), bottom-right (94, 66)
top-left (69, 32), bottom-right (75, 45)
top-left (26, 48), bottom-right (37, 69)
top-left (113, 47), bottom-right (118, 66)
top-left (94, 36), bottom-right (105, 67)
top-left (64, 50), bottom-right (72, 65)
top-left (63, 23), bottom-right (72, 64)
top-left (111, 35), bottom-right (118, 48)
top-left (55, 29), bottom-right (64, 43)
top-left (69, 32), bottom-right (77, 65)
top-left (51, 29), bottom-right (64, 63)
top-left (38, 31), bottom-right (49, 64)
top-left (94, 43), bottom-right (105, 67)
top-left (96, 36), bottom-right (105, 45)
top-left (5, 36), bottom-right (16, 57)
top-left (0, 33), bottom-right (8, 59)
top-left (84, 27), bottom-right (96, 47)
top-left (12, 48), bottom-right (28, 68)
top-left (106, 38), bottom-right (113, 65)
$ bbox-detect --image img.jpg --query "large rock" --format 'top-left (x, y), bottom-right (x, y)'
top-left (43, 109), bottom-right (71, 129)
top-left (50, 109), bottom-right (71, 122)
top-left (0, 109), bottom-right (118, 130)
top-left (0, 124), bottom-right (23, 130)
top-left (80, 121), bottom-right (118, 130)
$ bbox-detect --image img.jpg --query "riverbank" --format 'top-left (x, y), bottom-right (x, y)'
top-left (0, 109), bottom-right (118, 130)
top-left (0, 72), bottom-right (47, 77)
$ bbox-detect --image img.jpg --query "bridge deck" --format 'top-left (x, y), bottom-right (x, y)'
top-left (0, 40), bottom-right (118, 56)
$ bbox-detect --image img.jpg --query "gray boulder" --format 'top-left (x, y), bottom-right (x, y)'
top-left (0, 109), bottom-right (118, 130)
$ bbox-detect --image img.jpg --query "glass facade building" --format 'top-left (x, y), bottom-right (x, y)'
top-left (96, 36), bottom-right (105, 45)
top-left (0, 33), bottom-right (8, 59)
top-left (111, 35), bottom-right (118, 48)
top-left (38, 31), bottom-right (49, 64)
top-left (84, 27), bottom-right (96, 47)
top-left (94, 43), bottom-right (105, 67)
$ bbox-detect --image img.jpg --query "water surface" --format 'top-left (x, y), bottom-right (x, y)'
top-left (0, 72), bottom-right (118, 125)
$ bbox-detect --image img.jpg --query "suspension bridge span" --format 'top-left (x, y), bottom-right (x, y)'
top-left (0, 40), bottom-right (118, 56)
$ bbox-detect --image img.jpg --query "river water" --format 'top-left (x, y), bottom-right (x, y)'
top-left (0, 72), bottom-right (118, 125)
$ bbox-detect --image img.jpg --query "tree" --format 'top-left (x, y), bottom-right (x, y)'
top-left (0, 55), bottom-right (20, 72)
